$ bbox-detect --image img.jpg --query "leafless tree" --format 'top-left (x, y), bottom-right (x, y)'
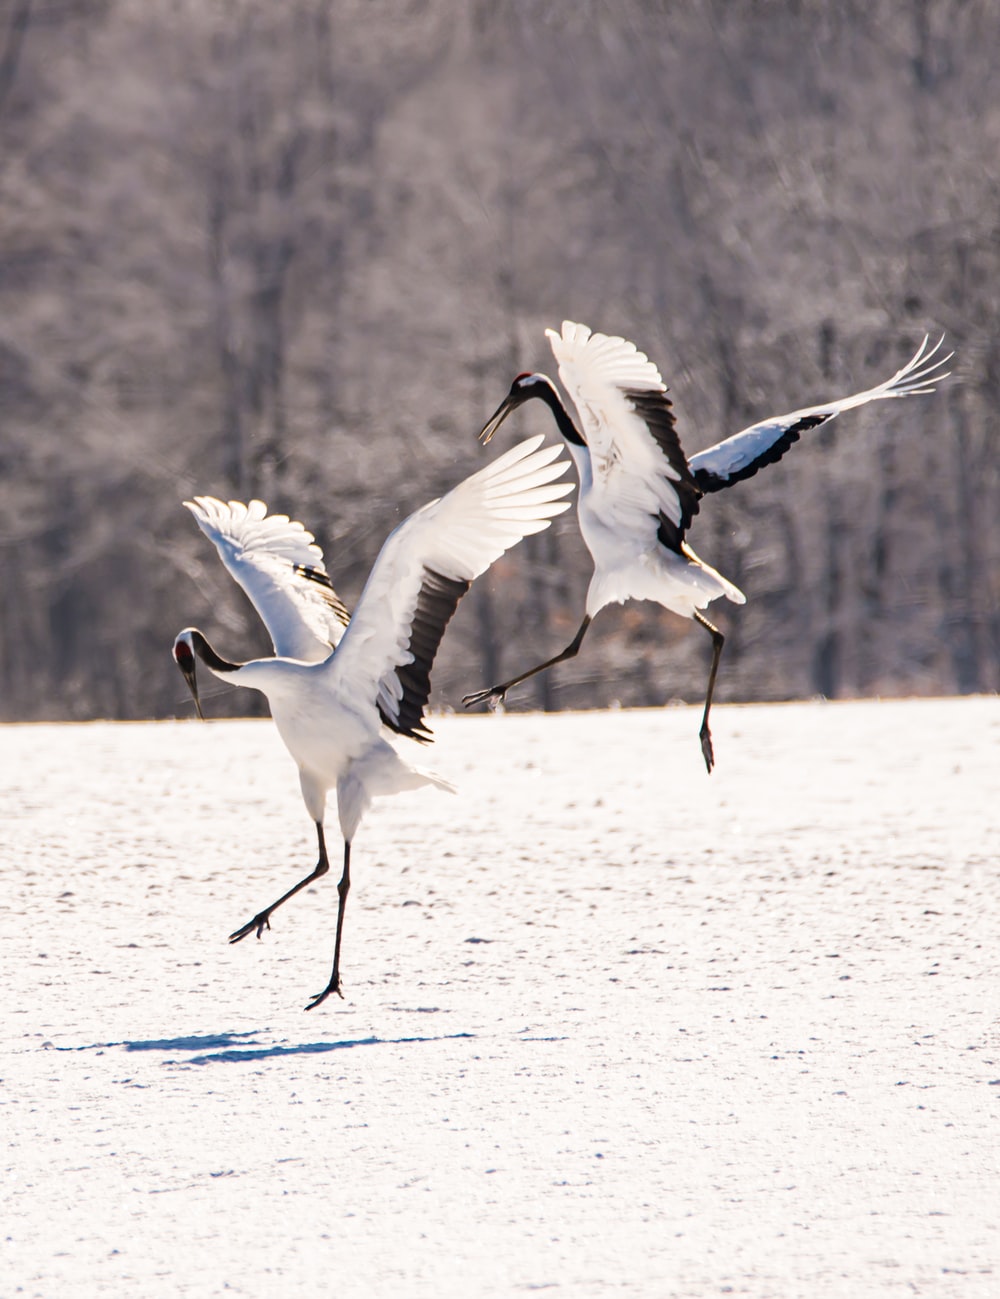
top-left (0, 0), bottom-right (995, 720)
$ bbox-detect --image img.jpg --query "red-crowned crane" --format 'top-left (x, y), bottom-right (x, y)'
top-left (173, 435), bottom-right (572, 1008)
top-left (464, 322), bottom-right (951, 771)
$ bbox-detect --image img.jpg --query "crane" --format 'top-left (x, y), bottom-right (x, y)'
top-left (174, 434), bottom-right (572, 1008)
top-left (464, 322), bottom-right (950, 771)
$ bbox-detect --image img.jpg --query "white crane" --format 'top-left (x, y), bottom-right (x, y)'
top-left (465, 322), bottom-right (951, 771)
top-left (173, 435), bottom-right (572, 1009)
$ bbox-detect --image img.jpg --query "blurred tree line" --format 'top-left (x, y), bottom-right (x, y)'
top-left (0, 0), bottom-right (996, 721)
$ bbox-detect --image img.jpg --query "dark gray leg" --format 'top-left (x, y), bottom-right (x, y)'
top-left (693, 611), bottom-right (725, 774)
top-left (229, 822), bottom-right (330, 942)
top-left (463, 615), bottom-right (593, 708)
top-left (305, 840), bottom-right (352, 1011)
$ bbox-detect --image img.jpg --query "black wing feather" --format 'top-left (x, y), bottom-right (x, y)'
top-left (292, 563), bottom-right (351, 628)
top-left (380, 567), bottom-right (471, 744)
top-left (691, 413), bottom-right (831, 495)
top-left (624, 388), bottom-right (704, 554)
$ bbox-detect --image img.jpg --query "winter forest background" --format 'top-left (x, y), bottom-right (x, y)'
top-left (0, 0), bottom-right (997, 721)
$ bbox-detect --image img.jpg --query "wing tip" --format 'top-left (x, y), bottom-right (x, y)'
top-left (887, 331), bottom-right (955, 397)
top-left (546, 319), bottom-right (666, 393)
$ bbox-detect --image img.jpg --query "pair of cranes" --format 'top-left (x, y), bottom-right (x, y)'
top-left (174, 322), bottom-right (950, 1008)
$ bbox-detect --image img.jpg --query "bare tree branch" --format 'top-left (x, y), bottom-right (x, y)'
top-left (0, 0), bottom-right (30, 121)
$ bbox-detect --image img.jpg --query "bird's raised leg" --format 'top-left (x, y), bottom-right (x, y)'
top-left (693, 611), bottom-right (725, 775)
top-left (229, 822), bottom-right (330, 943)
top-left (462, 615), bottom-right (592, 708)
top-left (305, 841), bottom-right (352, 1011)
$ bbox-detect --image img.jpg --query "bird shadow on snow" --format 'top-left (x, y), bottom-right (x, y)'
top-left (53, 1030), bottom-right (476, 1066)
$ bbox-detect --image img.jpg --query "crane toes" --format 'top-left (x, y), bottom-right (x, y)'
top-left (229, 913), bottom-right (271, 944)
top-left (462, 685), bottom-right (507, 709)
top-left (304, 979), bottom-right (344, 1011)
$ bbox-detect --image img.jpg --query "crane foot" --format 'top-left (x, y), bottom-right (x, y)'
top-left (229, 913), bottom-right (272, 943)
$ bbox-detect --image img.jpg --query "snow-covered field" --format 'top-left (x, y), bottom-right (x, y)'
top-left (3, 698), bottom-right (998, 1298)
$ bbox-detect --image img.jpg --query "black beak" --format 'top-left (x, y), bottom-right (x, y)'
top-left (183, 664), bottom-right (205, 721)
top-left (174, 645), bottom-right (205, 720)
top-left (479, 391), bottom-right (522, 445)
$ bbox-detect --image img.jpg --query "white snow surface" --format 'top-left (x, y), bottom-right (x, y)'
top-left (3, 698), bottom-right (998, 1298)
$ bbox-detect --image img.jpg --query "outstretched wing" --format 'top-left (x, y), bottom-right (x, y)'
top-left (546, 320), bottom-right (703, 553)
top-left (185, 497), bottom-right (350, 662)
top-left (689, 334), bottom-right (952, 494)
top-left (326, 435), bottom-right (573, 742)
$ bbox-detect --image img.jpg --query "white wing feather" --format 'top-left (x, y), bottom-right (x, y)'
top-left (326, 435), bottom-right (572, 732)
top-left (689, 334), bottom-right (952, 489)
top-left (185, 496), bottom-right (349, 662)
top-left (546, 321), bottom-right (694, 535)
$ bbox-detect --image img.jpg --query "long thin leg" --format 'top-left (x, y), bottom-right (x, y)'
top-left (462, 615), bottom-right (593, 708)
top-left (305, 840), bottom-right (352, 1011)
top-left (693, 611), bottom-right (725, 775)
top-left (229, 822), bottom-right (330, 943)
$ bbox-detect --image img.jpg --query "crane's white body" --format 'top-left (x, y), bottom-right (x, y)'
top-left (216, 654), bottom-right (444, 839)
top-left (545, 321), bottom-right (950, 621)
top-left (180, 434), bottom-right (572, 840)
top-left (575, 476), bottom-right (743, 618)
top-left (176, 435), bottom-right (572, 1005)
top-left (469, 320), bottom-right (950, 772)
top-left (182, 495), bottom-right (421, 842)
top-left (548, 323), bottom-right (743, 619)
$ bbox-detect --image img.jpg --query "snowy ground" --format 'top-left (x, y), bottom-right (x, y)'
top-left (2, 697), bottom-right (998, 1298)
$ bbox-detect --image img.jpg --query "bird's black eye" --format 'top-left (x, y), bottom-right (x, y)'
top-left (175, 642), bottom-right (194, 668)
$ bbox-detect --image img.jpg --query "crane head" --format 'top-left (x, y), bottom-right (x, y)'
top-left (479, 373), bottom-right (554, 443)
top-left (172, 629), bottom-right (205, 720)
